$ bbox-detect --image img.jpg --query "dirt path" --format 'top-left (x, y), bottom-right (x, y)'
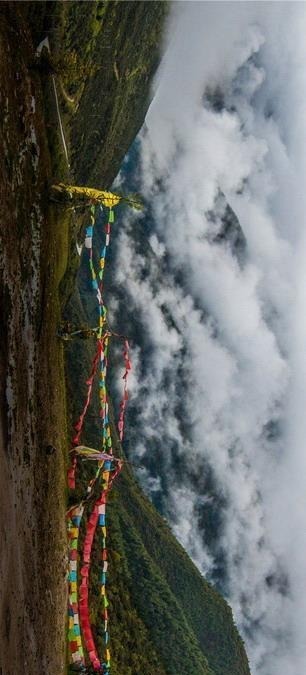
top-left (0, 7), bottom-right (68, 674)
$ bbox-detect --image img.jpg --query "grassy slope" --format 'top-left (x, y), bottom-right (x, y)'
top-left (110, 466), bottom-right (251, 675)
top-left (62, 0), bottom-right (168, 188)
top-left (25, 2), bottom-right (250, 674)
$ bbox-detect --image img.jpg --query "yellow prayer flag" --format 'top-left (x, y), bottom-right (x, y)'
top-left (69, 528), bottom-right (79, 538)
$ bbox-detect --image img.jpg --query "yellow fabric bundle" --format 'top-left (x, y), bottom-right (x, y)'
top-left (52, 183), bottom-right (121, 207)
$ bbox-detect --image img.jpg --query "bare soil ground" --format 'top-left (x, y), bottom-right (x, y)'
top-left (0, 6), bottom-right (68, 674)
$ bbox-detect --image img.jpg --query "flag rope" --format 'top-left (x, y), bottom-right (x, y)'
top-left (66, 204), bottom-right (130, 674)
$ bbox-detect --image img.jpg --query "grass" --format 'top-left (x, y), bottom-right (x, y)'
top-left (57, 0), bottom-right (169, 187)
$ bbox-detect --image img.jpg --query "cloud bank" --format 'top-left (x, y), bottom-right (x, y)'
top-left (111, 3), bottom-right (306, 673)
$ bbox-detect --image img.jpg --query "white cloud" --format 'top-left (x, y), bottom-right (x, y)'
top-left (113, 3), bottom-right (306, 674)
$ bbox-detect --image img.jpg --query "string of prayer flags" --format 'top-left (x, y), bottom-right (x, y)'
top-left (67, 505), bottom-right (85, 667)
top-left (79, 504), bottom-right (102, 671)
top-left (66, 200), bottom-right (130, 673)
top-left (118, 339), bottom-right (131, 441)
top-left (68, 343), bottom-right (101, 489)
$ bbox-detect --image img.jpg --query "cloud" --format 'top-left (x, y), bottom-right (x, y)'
top-left (112, 3), bottom-right (306, 674)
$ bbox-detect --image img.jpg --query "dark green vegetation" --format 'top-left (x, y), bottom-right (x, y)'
top-left (61, 1), bottom-right (168, 187)
top-left (110, 467), bottom-right (249, 675)
top-left (2, 2), bottom-right (251, 674)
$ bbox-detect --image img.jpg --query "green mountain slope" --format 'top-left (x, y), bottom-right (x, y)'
top-left (110, 465), bottom-right (250, 675)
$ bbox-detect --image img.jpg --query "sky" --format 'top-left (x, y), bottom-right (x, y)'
top-left (111, 3), bottom-right (306, 673)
